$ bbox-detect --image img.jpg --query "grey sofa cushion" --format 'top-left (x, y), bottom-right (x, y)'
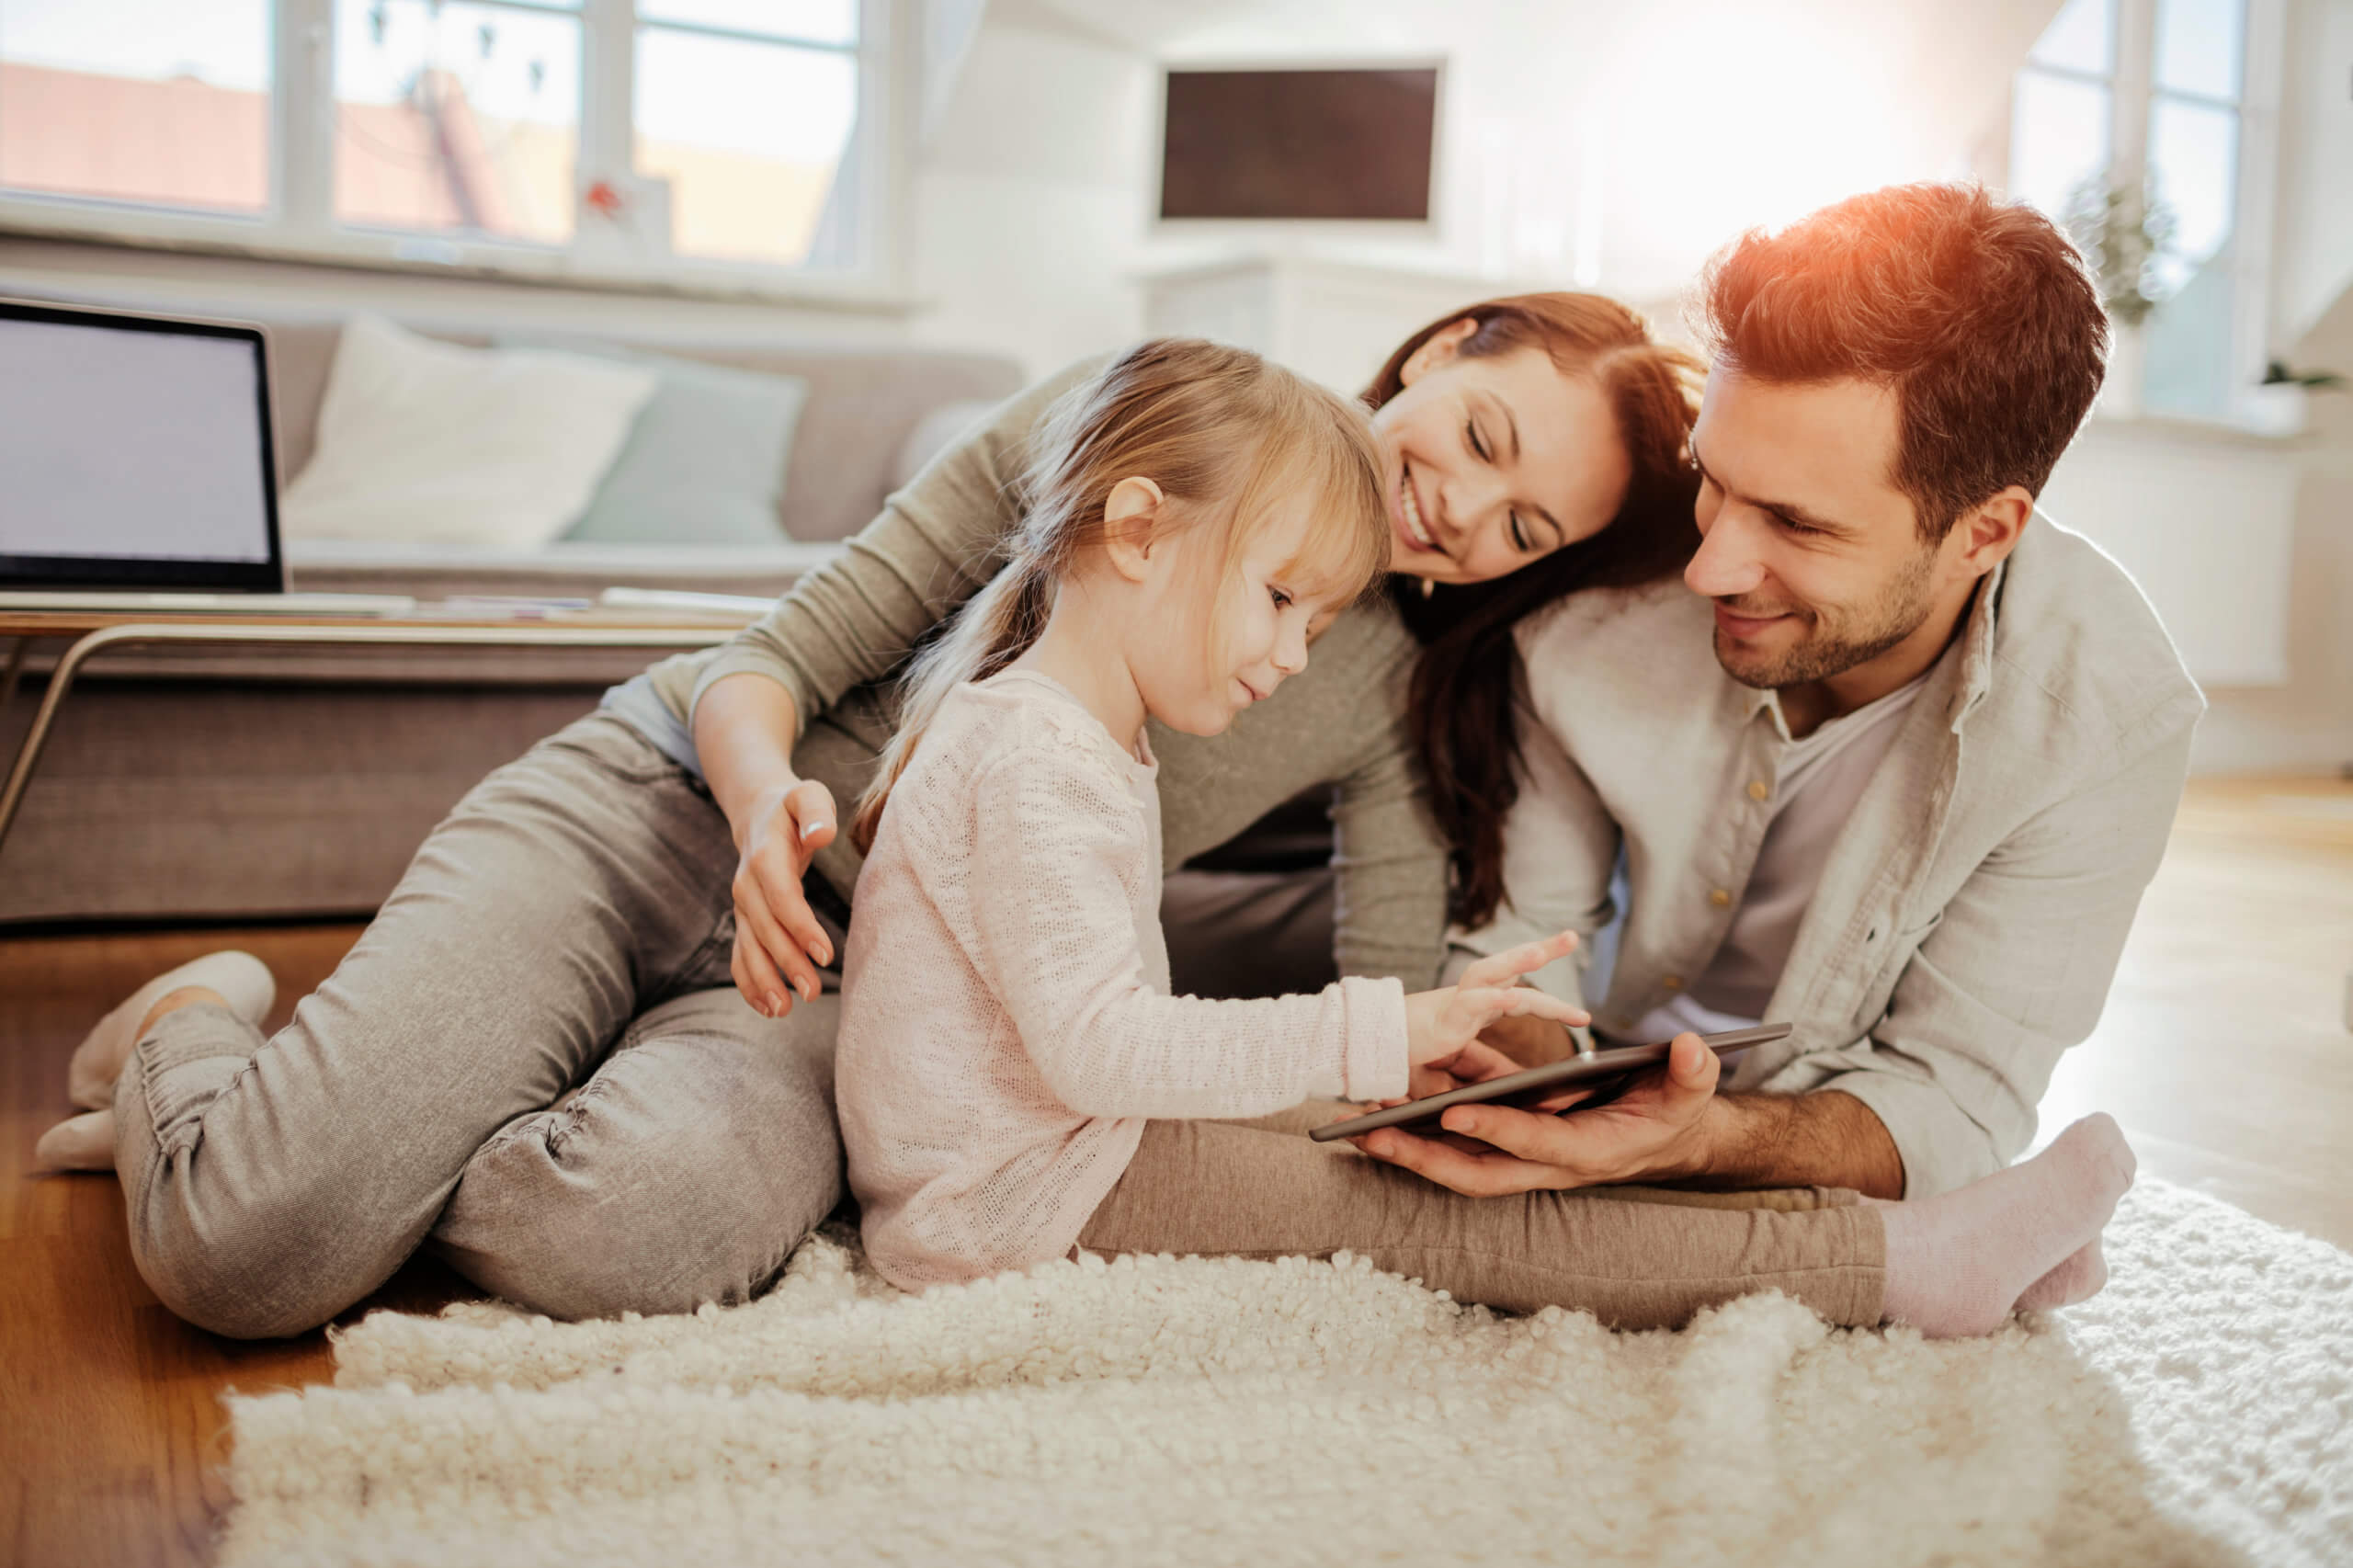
top-left (494, 335), bottom-right (812, 546)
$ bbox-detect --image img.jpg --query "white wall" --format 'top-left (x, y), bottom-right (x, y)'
top-left (2272, 0), bottom-right (2353, 346)
top-left (2195, 290), bottom-right (2353, 775)
top-left (904, 14), bottom-right (1154, 376)
top-left (2189, 0), bottom-right (2353, 776)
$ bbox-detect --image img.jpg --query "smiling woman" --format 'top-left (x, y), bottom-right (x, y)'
top-left (1368, 296), bottom-right (1706, 929)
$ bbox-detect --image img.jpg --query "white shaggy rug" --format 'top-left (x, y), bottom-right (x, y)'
top-left (220, 1178), bottom-right (2352, 1567)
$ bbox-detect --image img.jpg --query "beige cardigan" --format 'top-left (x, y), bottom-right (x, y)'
top-left (1449, 515), bottom-right (2204, 1197)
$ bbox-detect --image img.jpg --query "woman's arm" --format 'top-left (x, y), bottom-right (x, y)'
top-left (679, 358), bottom-right (1106, 747)
top-left (1322, 613), bottom-right (1452, 990)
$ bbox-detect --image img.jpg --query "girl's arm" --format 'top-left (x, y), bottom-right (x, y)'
top-left (965, 741), bottom-right (1412, 1121)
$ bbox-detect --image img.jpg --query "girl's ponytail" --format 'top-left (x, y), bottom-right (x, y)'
top-left (849, 549), bottom-right (1052, 854)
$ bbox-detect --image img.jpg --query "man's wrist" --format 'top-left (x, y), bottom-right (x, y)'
top-left (1665, 1091), bottom-right (1747, 1183)
top-left (1659, 1090), bottom-right (1904, 1198)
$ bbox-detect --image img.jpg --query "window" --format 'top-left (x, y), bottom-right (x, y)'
top-left (0, 0), bottom-right (897, 294)
top-left (2007, 0), bottom-right (2283, 425)
top-left (0, 0), bottom-right (274, 215)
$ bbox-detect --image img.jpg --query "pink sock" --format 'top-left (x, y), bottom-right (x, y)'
top-left (1875, 1115), bottom-right (2134, 1338)
top-left (2014, 1240), bottom-right (2108, 1312)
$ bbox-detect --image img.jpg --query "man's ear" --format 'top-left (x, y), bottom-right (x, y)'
top-left (1946, 485), bottom-right (2033, 579)
top-left (1398, 318), bottom-right (1481, 387)
top-left (1101, 475), bottom-right (1165, 584)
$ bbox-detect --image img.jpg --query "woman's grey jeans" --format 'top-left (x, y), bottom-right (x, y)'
top-left (112, 714), bottom-right (844, 1338)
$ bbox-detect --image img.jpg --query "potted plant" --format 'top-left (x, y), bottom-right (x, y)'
top-left (2064, 176), bottom-right (2176, 419)
top-left (2244, 360), bottom-right (2347, 437)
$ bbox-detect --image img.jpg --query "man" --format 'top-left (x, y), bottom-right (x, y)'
top-left (1364, 183), bottom-right (2203, 1200)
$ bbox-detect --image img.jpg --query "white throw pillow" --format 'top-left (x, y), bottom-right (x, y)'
top-left (280, 314), bottom-right (658, 550)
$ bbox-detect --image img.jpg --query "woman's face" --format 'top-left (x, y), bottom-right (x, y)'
top-left (1369, 323), bottom-right (1635, 585)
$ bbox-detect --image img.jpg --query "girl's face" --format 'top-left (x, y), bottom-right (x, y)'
top-left (1369, 326), bottom-right (1636, 585)
top-left (1133, 492), bottom-right (1349, 739)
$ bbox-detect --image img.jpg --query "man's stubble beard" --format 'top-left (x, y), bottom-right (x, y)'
top-left (1715, 544), bottom-right (1940, 691)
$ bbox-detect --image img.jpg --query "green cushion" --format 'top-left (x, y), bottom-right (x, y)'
top-left (497, 337), bottom-right (808, 545)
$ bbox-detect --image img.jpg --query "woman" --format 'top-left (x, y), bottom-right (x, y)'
top-left (39, 296), bottom-right (1699, 1337)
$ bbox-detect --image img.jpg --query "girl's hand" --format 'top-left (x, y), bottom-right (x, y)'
top-left (1402, 932), bottom-right (1588, 1084)
top-left (729, 777), bottom-right (839, 1018)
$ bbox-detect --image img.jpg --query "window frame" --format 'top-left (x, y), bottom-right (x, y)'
top-left (2006, 0), bottom-right (2288, 426)
top-left (0, 0), bottom-right (912, 307)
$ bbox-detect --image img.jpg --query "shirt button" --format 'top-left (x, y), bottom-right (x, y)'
top-left (1709, 888), bottom-right (1732, 908)
top-left (1747, 779), bottom-right (1770, 801)
top-left (1661, 974), bottom-right (1684, 992)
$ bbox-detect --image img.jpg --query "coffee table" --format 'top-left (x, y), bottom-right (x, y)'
top-left (0, 609), bottom-right (748, 858)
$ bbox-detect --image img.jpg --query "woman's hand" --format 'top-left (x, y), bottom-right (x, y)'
top-left (1400, 932), bottom-right (1587, 1090)
top-left (728, 777), bottom-right (838, 1017)
top-left (693, 672), bottom-right (838, 1019)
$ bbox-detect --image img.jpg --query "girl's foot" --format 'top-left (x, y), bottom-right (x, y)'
top-left (33, 1108), bottom-right (117, 1172)
top-left (67, 950), bottom-right (274, 1110)
top-left (2014, 1239), bottom-right (2108, 1312)
top-left (1876, 1114), bottom-right (2135, 1338)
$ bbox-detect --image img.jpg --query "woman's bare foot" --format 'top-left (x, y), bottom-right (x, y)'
top-left (66, 950), bottom-right (274, 1110)
top-left (1875, 1115), bottom-right (2135, 1338)
top-left (2014, 1239), bottom-right (2109, 1312)
top-left (40, 985), bottom-right (236, 1173)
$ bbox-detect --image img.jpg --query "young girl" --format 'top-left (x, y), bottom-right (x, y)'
top-left (835, 338), bottom-right (2133, 1335)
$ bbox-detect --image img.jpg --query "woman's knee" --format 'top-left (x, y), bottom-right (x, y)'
top-left (117, 1049), bottom-right (420, 1339)
top-left (123, 1156), bottom-right (409, 1339)
top-left (433, 1022), bottom-right (845, 1320)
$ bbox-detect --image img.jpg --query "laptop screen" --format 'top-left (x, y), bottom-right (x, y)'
top-left (0, 301), bottom-right (282, 591)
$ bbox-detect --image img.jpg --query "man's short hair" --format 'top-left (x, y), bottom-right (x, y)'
top-left (1698, 183), bottom-right (2108, 542)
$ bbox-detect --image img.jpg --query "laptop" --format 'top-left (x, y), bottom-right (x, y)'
top-left (0, 298), bottom-right (411, 615)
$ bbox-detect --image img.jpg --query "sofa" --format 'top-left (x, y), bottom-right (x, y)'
top-left (0, 302), bottom-right (1026, 926)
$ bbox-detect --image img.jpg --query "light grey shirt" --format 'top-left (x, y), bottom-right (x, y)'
top-left (1451, 515), bottom-right (2204, 1197)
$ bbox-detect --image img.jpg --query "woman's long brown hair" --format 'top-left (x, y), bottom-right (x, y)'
top-left (1366, 295), bottom-right (1703, 930)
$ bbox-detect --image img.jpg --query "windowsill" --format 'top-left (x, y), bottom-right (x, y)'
top-left (0, 211), bottom-right (923, 317)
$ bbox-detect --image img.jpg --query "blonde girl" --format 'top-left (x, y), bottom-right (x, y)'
top-left (835, 339), bottom-right (2131, 1333)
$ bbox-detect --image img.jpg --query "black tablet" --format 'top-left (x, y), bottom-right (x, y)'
top-left (1308, 1023), bottom-right (1793, 1142)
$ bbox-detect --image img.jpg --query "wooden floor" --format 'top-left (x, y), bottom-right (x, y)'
top-left (3, 775), bottom-right (2349, 1566)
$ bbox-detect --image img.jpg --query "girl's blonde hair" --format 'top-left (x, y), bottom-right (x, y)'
top-left (851, 337), bottom-right (1389, 854)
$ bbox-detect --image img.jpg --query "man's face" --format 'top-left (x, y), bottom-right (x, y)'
top-left (1685, 368), bottom-right (1945, 690)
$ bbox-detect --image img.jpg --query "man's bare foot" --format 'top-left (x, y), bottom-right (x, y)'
top-left (2015, 1239), bottom-right (2109, 1312)
top-left (1876, 1115), bottom-right (2135, 1338)
top-left (66, 951), bottom-right (274, 1109)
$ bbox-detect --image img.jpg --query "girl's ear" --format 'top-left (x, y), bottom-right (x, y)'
top-left (1399, 318), bottom-right (1481, 387)
top-left (1101, 475), bottom-right (1165, 584)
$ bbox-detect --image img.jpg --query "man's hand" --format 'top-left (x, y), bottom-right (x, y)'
top-left (1350, 1040), bottom-right (1906, 1199)
top-left (728, 777), bottom-right (838, 1017)
top-left (1349, 1032), bottom-right (1724, 1195)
